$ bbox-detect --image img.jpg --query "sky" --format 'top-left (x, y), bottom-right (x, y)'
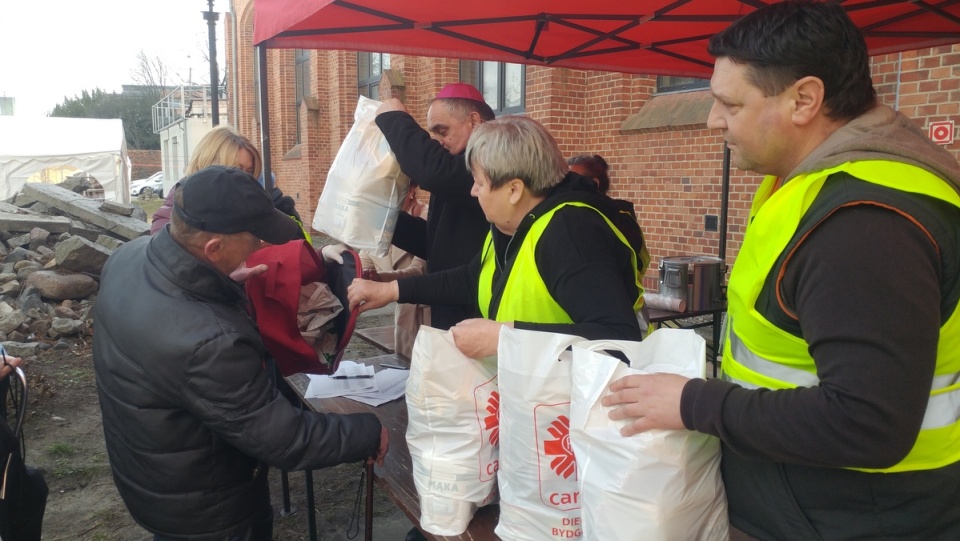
top-left (0, 0), bottom-right (227, 117)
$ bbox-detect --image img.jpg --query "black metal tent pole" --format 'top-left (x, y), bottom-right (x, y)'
top-left (257, 45), bottom-right (275, 192)
top-left (719, 143), bottom-right (730, 264)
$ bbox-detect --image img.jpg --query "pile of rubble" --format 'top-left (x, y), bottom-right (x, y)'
top-left (0, 179), bottom-right (150, 358)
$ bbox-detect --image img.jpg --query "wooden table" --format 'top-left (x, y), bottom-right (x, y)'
top-left (355, 325), bottom-right (397, 356)
top-left (285, 354), bottom-right (500, 541)
top-left (648, 306), bottom-right (725, 377)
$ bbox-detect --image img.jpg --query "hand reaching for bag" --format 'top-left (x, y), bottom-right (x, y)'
top-left (601, 373), bottom-right (689, 435)
top-left (319, 243), bottom-right (349, 264)
top-left (376, 98), bottom-right (408, 116)
top-left (347, 278), bottom-right (399, 313)
top-left (451, 319), bottom-right (512, 359)
top-left (229, 263), bottom-right (269, 283)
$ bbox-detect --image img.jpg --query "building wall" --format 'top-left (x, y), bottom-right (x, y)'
top-left (227, 2), bottom-right (960, 291)
top-left (128, 149), bottom-right (161, 181)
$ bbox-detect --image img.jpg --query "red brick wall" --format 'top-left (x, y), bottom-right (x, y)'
top-left (872, 44), bottom-right (960, 162)
top-left (227, 3), bottom-right (959, 288)
top-left (128, 149), bottom-right (161, 180)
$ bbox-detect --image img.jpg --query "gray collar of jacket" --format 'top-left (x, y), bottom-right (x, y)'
top-left (788, 104), bottom-right (960, 196)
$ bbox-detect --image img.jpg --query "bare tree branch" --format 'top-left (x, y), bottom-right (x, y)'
top-left (130, 50), bottom-right (169, 92)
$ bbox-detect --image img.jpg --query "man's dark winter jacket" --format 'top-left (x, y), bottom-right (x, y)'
top-left (93, 229), bottom-right (381, 540)
top-left (375, 111), bottom-right (489, 330)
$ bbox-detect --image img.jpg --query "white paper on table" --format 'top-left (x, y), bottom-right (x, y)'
top-left (344, 368), bottom-right (409, 407)
top-left (304, 361), bottom-right (377, 398)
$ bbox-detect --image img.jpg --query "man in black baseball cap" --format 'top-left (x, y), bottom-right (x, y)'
top-left (93, 164), bottom-right (388, 540)
top-left (171, 165), bottom-right (303, 276)
top-left (175, 165), bottom-right (303, 245)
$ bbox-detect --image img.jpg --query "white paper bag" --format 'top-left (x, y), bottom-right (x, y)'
top-left (569, 329), bottom-right (729, 541)
top-left (405, 326), bottom-right (499, 536)
top-left (313, 95), bottom-right (410, 256)
top-left (496, 327), bottom-right (588, 541)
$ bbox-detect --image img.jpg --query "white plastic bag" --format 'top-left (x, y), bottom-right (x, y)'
top-left (496, 327), bottom-right (587, 541)
top-left (405, 326), bottom-right (499, 536)
top-left (569, 329), bottom-right (729, 541)
top-left (313, 96), bottom-right (410, 256)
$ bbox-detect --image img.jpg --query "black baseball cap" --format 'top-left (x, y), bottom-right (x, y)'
top-left (173, 165), bottom-right (302, 245)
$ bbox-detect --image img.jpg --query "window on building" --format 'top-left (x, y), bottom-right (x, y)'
top-left (294, 49), bottom-right (311, 144)
top-left (460, 60), bottom-right (525, 115)
top-left (358, 52), bottom-right (391, 100)
top-left (656, 76), bottom-right (709, 93)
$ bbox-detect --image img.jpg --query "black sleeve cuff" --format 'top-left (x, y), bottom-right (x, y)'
top-left (680, 378), bottom-right (707, 430)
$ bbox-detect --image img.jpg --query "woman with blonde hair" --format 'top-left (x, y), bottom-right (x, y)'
top-left (151, 126), bottom-right (303, 236)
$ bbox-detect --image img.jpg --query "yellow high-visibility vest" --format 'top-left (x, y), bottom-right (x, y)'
top-left (477, 201), bottom-right (642, 322)
top-left (723, 160), bottom-right (960, 472)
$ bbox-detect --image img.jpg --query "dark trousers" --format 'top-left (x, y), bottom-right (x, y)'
top-left (152, 499), bottom-right (274, 541)
top-left (723, 446), bottom-right (960, 541)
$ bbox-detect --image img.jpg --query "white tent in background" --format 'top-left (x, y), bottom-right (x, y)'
top-left (0, 116), bottom-right (131, 203)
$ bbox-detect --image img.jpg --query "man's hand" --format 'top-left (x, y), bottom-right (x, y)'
top-left (368, 426), bottom-right (390, 467)
top-left (601, 373), bottom-right (689, 435)
top-left (362, 269), bottom-right (382, 282)
top-left (0, 353), bottom-right (22, 379)
top-left (230, 263), bottom-right (269, 283)
top-left (347, 278), bottom-right (399, 313)
top-left (376, 98), bottom-right (408, 116)
top-left (451, 319), bottom-right (509, 359)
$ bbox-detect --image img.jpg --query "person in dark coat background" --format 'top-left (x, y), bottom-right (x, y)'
top-left (94, 166), bottom-right (388, 541)
top-left (373, 83), bottom-right (494, 330)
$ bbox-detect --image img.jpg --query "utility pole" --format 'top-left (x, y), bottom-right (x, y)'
top-left (203, 0), bottom-right (220, 125)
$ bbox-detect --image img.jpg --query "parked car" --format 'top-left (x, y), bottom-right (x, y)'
top-left (130, 172), bottom-right (164, 197)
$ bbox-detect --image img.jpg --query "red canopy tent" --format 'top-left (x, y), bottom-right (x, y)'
top-left (251, 0), bottom-right (960, 258)
top-left (254, 0), bottom-right (960, 78)
top-left (250, 4), bottom-right (960, 538)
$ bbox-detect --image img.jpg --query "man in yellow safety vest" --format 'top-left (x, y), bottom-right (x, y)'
top-left (603, 2), bottom-right (960, 539)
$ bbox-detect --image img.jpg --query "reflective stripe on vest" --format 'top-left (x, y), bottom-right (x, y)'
top-left (724, 320), bottom-right (960, 430)
top-left (477, 201), bottom-right (642, 322)
top-left (723, 318), bottom-right (819, 389)
top-left (722, 160), bottom-right (960, 473)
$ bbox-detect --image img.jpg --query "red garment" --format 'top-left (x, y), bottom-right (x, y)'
top-left (245, 241), bottom-right (360, 376)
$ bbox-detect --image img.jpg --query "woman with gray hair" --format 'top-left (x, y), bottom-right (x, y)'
top-left (348, 115), bottom-right (645, 357)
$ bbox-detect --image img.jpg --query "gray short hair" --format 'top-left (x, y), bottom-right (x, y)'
top-left (465, 116), bottom-right (568, 196)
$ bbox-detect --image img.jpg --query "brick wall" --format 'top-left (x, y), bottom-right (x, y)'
top-left (872, 44), bottom-right (960, 163)
top-left (227, 3), bottom-right (959, 287)
top-left (128, 149), bottom-right (161, 180)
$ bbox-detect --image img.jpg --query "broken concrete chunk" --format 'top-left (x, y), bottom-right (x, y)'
top-left (0, 310), bottom-right (26, 334)
top-left (0, 202), bottom-right (22, 213)
top-left (68, 219), bottom-right (106, 242)
top-left (1, 341), bottom-right (40, 357)
top-left (22, 183), bottom-right (149, 240)
top-left (29, 227), bottom-right (50, 251)
top-left (100, 200), bottom-right (136, 217)
top-left (55, 235), bottom-right (112, 274)
top-left (0, 211), bottom-right (72, 234)
top-left (95, 235), bottom-right (124, 251)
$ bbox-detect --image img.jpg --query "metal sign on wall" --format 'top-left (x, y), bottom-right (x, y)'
top-left (929, 121), bottom-right (955, 145)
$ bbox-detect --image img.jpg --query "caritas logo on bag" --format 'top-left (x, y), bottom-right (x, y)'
top-left (535, 403), bottom-right (579, 510)
top-left (474, 377), bottom-right (500, 482)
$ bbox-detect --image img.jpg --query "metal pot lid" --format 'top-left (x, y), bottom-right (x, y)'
top-left (661, 255), bottom-right (724, 265)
